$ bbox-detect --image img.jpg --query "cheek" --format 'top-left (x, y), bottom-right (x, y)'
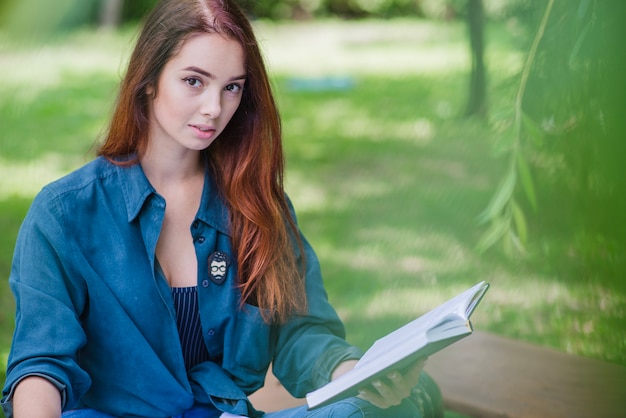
top-left (151, 97), bottom-right (173, 127)
top-left (153, 87), bottom-right (188, 123)
top-left (224, 97), bottom-right (243, 122)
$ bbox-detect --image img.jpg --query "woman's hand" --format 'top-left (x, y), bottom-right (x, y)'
top-left (331, 357), bottom-right (427, 409)
top-left (356, 358), bottom-right (427, 409)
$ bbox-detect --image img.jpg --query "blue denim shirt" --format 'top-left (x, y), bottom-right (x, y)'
top-left (2, 157), bottom-right (362, 417)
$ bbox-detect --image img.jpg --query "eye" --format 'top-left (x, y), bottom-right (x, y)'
top-left (225, 83), bottom-right (243, 94)
top-left (183, 77), bottom-right (202, 88)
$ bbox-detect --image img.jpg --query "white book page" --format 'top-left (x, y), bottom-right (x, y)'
top-left (356, 281), bottom-right (487, 367)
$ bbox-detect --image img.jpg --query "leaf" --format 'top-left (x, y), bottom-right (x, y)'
top-left (477, 165), bottom-right (516, 225)
top-left (511, 198), bottom-right (528, 244)
top-left (516, 153), bottom-right (537, 211)
top-left (569, 20), bottom-right (591, 69)
top-left (489, 108), bottom-right (515, 133)
top-left (507, 230), bottom-right (528, 256)
top-left (577, 0), bottom-right (592, 19)
top-left (476, 216), bottom-right (510, 253)
top-left (521, 112), bottom-right (544, 147)
top-left (491, 127), bottom-right (516, 158)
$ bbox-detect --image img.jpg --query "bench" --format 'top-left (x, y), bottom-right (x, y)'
top-left (249, 331), bottom-right (626, 417)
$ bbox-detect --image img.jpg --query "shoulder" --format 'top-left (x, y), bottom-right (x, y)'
top-left (28, 157), bottom-right (125, 220)
top-left (42, 157), bottom-right (118, 198)
top-left (16, 158), bottom-right (121, 244)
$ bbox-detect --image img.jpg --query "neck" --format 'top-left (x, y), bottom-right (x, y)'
top-left (140, 146), bottom-right (204, 192)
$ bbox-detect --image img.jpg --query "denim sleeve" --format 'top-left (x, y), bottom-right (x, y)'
top-left (2, 188), bottom-right (92, 411)
top-left (270, 202), bottom-right (364, 397)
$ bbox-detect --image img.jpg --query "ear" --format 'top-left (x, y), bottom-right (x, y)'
top-left (146, 83), bottom-right (155, 97)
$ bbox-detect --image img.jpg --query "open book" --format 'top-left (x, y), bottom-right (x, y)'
top-left (306, 281), bottom-right (490, 409)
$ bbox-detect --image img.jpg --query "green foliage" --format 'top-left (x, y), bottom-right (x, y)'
top-left (121, 0), bottom-right (160, 22)
top-left (476, 0), bottom-right (554, 256)
top-left (238, 0), bottom-right (423, 19)
top-left (0, 0), bottom-right (99, 37)
top-left (478, 0), bottom-right (626, 304)
top-left (0, 0), bottom-right (543, 28)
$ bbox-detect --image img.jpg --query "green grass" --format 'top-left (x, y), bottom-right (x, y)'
top-left (279, 72), bottom-right (626, 362)
top-left (0, 18), bottom-right (625, 415)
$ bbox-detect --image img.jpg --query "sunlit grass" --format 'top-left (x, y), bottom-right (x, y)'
top-left (0, 153), bottom-right (89, 199)
top-left (0, 28), bottom-right (132, 97)
top-left (256, 19), bottom-right (471, 76)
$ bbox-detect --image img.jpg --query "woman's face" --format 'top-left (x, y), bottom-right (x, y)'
top-left (148, 33), bottom-right (246, 155)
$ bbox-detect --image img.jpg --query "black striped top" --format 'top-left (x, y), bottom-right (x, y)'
top-left (171, 286), bottom-right (211, 370)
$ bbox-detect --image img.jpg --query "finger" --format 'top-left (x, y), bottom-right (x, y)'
top-left (386, 371), bottom-right (412, 399)
top-left (387, 371), bottom-right (406, 388)
top-left (406, 357), bottom-right (427, 380)
top-left (359, 385), bottom-right (402, 409)
top-left (358, 387), bottom-right (388, 409)
top-left (372, 379), bottom-right (404, 406)
top-left (386, 357), bottom-right (426, 389)
top-left (387, 371), bottom-right (412, 392)
top-left (413, 356), bottom-right (427, 370)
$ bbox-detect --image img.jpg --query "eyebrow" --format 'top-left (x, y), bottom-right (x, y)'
top-left (183, 66), bottom-right (246, 81)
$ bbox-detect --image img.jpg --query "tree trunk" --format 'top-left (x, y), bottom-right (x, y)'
top-left (465, 0), bottom-right (487, 117)
top-left (99, 0), bottom-right (124, 28)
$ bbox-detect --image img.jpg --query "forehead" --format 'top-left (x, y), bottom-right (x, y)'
top-left (168, 32), bottom-right (245, 74)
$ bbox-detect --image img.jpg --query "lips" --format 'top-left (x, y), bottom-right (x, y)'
top-left (190, 124), bottom-right (216, 139)
top-left (191, 123), bottom-right (214, 132)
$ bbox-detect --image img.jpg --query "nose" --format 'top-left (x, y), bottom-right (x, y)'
top-left (200, 90), bottom-right (221, 119)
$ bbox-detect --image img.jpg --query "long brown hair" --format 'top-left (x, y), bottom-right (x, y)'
top-left (99, 0), bottom-right (306, 323)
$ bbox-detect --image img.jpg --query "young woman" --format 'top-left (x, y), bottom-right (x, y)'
top-left (1, 0), bottom-right (442, 417)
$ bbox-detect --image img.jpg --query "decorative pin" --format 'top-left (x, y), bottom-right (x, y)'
top-left (208, 251), bottom-right (230, 285)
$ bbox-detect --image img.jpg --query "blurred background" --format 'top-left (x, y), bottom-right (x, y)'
top-left (1, 0), bottom-right (625, 412)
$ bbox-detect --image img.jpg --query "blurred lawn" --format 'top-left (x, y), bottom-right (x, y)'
top-left (1, 18), bottom-right (625, 407)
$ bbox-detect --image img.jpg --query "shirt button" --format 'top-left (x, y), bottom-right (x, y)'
top-left (201, 279), bottom-right (209, 288)
top-left (195, 236), bottom-right (205, 244)
top-left (208, 329), bottom-right (215, 336)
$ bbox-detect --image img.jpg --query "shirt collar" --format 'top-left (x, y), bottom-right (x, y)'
top-left (118, 161), bottom-right (156, 223)
top-left (117, 160), bottom-right (230, 235)
top-left (195, 170), bottom-right (231, 235)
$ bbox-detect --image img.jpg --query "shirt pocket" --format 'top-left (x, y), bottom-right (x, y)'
top-left (225, 303), bottom-right (276, 376)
